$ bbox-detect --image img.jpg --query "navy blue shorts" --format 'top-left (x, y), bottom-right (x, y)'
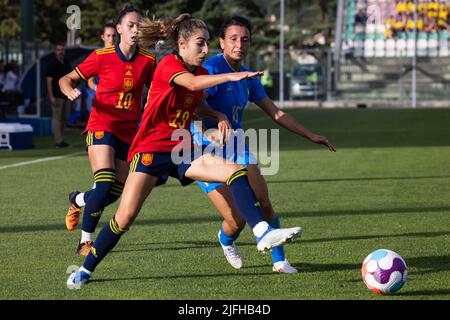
top-left (85, 131), bottom-right (130, 161)
top-left (128, 151), bottom-right (196, 186)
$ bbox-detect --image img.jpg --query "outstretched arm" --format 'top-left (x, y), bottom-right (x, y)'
top-left (172, 70), bottom-right (263, 92)
top-left (254, 97), bottom-right (336, 152)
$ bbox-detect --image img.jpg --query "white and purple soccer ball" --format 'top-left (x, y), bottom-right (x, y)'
top-left (361, 249), bottom-right (408, 295)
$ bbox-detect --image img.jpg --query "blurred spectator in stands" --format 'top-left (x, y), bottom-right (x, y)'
top-left (393, 12), bottom-right (407, 35)
top-left (417, 13), bottom-right (427, 32)
top-left (418, 0), bottom-right (428, 17)
top-left (46, 43), bottom-right (72, 148)
top-left (385, 14), bottom-right (396, 38)
top-left (355, 8), bottom-right (367, 34)
top-left (396, 0), bottom-right (408, 16)
top-left (428, 0), bottom-right (439, 19)
top-left (437, 1), bottom-right (449, 30)
top-left (439, 0), bottom-right (449, 13)
top-left (342, 40), bottom-right (354, 60)
top-left (355, 8), bottom-right (368, 26)
top-left (406, 13), bottom-right (416, 33)
top-left (424, 15), bottom-right (439, 32)
top-left (406, 0), bottom-right (416, 14)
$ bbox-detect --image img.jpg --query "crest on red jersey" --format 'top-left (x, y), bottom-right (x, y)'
top-left (123, 78), bottom-right (134, 90)
top-left (184, 94), bottom-right (195, 107)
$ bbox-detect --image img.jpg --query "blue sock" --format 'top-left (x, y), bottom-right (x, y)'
top-left (82, 179), bottom-right (123, 207)
top-left (82, 169), bottom-right (115, 233)
top-left (83, 217), bottom-right (127, 272)
top-left (219, 225), bottom-right (240, 246)
top-left (269, 216), bottom-right (286, 263)
top-left (226, 168), bottom-right (265, 229)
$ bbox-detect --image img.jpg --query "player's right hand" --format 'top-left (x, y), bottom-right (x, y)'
top-left (229, 71), bottom-right (263, 82)
top-left (66, 88), bottom-right (82, 101)
top-left (310, 134), bottom-right (336, 152)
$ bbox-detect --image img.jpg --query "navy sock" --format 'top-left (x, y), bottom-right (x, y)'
top-left (82, 179), bottom-right (124, 207)
top-left (83, 217), bottom-right (127, 272)
top-left (82, 169), bottom-right (115, 233)
top-left (269, 216), bottom-right (286, 263)
top-left (226, 167), bottom-right (265, 229)
top-left (219, 225), bottom-right (240, 246)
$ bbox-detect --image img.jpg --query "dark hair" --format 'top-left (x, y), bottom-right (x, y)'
top-left (115, 4), bottom-right (142, 25)
top-left (103, 23), bottom-right (116, 33)
top-left (54, 42), bottom-right (65, 49)
top-left (219, 15), bottom-right (252, 39)
top-left (139, 13), bottom-right (207, 49)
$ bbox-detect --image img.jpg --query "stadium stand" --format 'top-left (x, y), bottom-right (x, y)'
top-left (337, 0), bottom-right (450, 101)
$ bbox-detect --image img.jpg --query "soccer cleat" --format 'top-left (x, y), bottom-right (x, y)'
top-left (256, 227), bottom-right (303, 253)
top-left (218, 231), bottom-right (243, 269)
top-left (273, 260), bottom-right (298, 273)
top-left (65, 191), bottom-right (81, 231)
top-left (76, 240), bottom-right (93, 256)
top-left (67, 268), bottom-right (91, 289)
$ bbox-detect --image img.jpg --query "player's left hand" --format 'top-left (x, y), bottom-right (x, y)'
top-left (310, 134), bottom-right (336, 152)
top-left (217, 114), bottom-right (232, 145)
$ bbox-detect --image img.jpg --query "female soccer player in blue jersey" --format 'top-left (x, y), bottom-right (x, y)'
top-left (191, 16), bottom-right (335, 273)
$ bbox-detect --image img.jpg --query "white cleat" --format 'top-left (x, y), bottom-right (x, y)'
top-left (218, 231), bottom-right (243, 269)
top-left (66, 268), bottom-right (91, 289)
top-left (273, 260), bottom-right (298, 273)
top-left (256, 227), bottom-right (303, 253)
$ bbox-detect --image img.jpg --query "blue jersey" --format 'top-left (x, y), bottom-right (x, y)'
top-left (202, 53), bottom-right (267, 130)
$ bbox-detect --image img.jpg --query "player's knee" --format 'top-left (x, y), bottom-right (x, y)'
top-left (225, 164), bottom-right (244, 179)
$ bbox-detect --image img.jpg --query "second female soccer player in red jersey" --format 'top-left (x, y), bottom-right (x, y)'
top-left (59, 5), bottom-right (156, 256)
top-left (67, 13), bottom-right (303, 288)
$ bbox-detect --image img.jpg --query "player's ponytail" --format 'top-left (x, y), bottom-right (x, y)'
top-left (139, 13), bottom-right (207, 49)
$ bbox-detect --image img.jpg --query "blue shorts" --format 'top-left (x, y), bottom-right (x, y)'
top-left (129, 150), bottom-right (199, 187)
top-left (194, 135), bottom-right (257, 194)
top-left (85, 131), bottom-right (130, 161)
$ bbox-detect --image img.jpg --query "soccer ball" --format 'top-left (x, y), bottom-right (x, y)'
top-left (361, 249), bottom-right (408, 295)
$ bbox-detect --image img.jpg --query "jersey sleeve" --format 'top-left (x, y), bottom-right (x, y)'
top-left (75, 50), bottom-right (98, 81)
top-left (248, 75), bottom-right (268, 102)
top-left (159, 55), bottom-right (189, 86)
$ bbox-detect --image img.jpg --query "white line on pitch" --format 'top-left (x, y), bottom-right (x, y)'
top-left (0, 151), bottom-right (85, 171)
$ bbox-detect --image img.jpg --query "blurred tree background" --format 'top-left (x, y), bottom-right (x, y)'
top-left (1, 0), bottom-right (337, 49)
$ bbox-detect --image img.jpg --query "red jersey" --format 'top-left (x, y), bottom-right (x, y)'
top-left (128, 53), bottom-right (208, 160)
top-left (75, 44), bottom-right (156, 144)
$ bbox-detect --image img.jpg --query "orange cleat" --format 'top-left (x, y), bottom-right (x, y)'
top-left (77, 241), bottom-right (93, 256)
top-left (66, 204), bottom-right (81, 231)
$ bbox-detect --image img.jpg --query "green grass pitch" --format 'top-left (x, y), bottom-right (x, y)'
top-left (0, 108), bottom-right (449, 300)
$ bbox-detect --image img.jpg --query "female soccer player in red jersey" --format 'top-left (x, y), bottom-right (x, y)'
top-left (59, 6), bottom-right (156, 256)
top-left (67, 14), bottom-right (302, 288)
